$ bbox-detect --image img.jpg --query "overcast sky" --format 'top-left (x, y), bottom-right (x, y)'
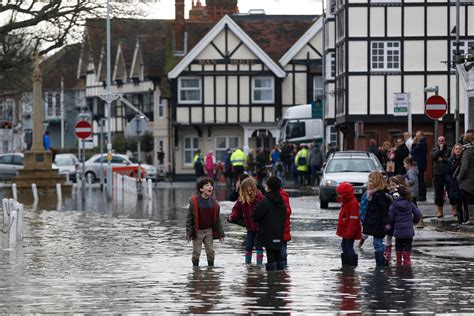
top-left (144, 0), bottom-right (323, 18)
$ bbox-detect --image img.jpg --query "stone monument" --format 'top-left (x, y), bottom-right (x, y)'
top-left (14, 58), bottom-right (69, 194)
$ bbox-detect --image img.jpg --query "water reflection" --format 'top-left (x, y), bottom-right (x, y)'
top-left (187, 267), bottom-right (223, 313)
top-left (337, 268), bottom-right (361, 313)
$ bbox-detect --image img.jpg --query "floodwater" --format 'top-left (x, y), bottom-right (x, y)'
top-left (1, 185), bottom-right (474, 313)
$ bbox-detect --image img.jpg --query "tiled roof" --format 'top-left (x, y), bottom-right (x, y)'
top-left (42, 44), bottom-right (84, 90)
top-left (231, 15), bottom-right (318, 62)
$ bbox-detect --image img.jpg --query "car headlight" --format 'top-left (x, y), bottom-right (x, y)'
top-left (324, 180), bottom-right (338, 187)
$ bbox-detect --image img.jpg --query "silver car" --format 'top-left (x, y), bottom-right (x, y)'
top-left (319, 151), bottom-right (384, 208)
top-left (53, 153), bottom-right (79, 182)
top-left (77, 153), bottom-right (156, 182)
top-left (0, 153), bottom-right (24, 180)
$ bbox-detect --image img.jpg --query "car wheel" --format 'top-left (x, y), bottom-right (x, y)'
top-left (85, 171), bottom-right (96, 183)
top-left (320, 199), bottom-right (329, 209)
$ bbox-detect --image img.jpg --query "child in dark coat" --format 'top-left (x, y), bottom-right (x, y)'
top-left (186, 178), bottom-right (225, 267)
top-left (388, 185), bottom-right (421, 266)
top-left (336, 182), bottom-right (362, 267)
top-left (252, 176), bottom-right (287, 271)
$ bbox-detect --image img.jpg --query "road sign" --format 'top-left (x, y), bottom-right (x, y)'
top-left (75, 120), bottom-right (92, 139)
top-left (425, 95), bottom-right (447, 120)
top-left (393, 93), bottom-right (409, 116)
top-left (128, 116), bottom-right (148, 136)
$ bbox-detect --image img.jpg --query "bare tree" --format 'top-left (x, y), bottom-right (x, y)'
top-left (0, 0), bottom-right (143, 75)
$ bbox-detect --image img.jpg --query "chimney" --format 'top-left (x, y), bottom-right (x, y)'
top-left (175, 0), bottom-right (185, 53)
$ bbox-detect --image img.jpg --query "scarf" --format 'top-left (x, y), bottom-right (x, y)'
top-left (366, 189), bottom-right (377, 201)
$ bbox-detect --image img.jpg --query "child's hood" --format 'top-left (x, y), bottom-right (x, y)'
top-left (336, 182), bottom-right (356, 203)
top-left (392, 197), bottom-right (414, 213)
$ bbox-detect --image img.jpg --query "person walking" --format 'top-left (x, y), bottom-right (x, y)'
top-left (336, 182), bottom-right (362, 267)
top-left (186, 178), bottom-right (225, 267)
top-left (224, 149), bottom-right (234, 189)
top-left (231, 148), bottom-right (247, 184)
top-left (448, 144), bottom-right (464, 226)
top-left (246, 150), bottom-right (256, 176)
top-left (458, 134), bottom-right (474, 224)
top-left (295, 145), bottom-right (310, 187)
top-left (388, 185), bottom-right (421, 266)
top-left (431, 136), bottom-right (451, 218)
top-left (205, 150), bottom-right (216, 179)
top-left (193, 149), bottom-right (205, 180)
top-left (309, 143), bottom-right (324, 185)
top-left (270, 145), bottom-right (282, 176)
top-left (252, 176), bottom-right (287, 272)
top-left (255, 147), bottom-right (267, 187)
top-left (228, 177), bottom-right (265, 265)
top-left (410, 131), bottom-right (428, 201)
top-left (362, 171), bottom-right (391, 267)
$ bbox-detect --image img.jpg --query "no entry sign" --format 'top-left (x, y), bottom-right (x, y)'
top-left (425, 95), bottom-right (447, 120)
top-left (75, 120), bottom-right (92, 139)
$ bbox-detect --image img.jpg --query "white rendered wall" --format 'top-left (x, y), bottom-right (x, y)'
top-left (348, 42), bottom-right (367, 72)
top-left (348, 76), bottom-right (367, 115)
top-left (349, 7), bottom-right (368, 37)
top-left (404, 41), bottom-right (425, 72)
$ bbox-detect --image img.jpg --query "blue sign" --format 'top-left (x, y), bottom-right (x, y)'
top-left (311, 99), bottom-right (324, 119)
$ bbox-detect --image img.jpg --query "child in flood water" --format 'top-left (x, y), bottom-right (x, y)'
top-left (186, 178), bottom-right (225, 267)
top-left (336, 182), bottom-right (362, 267)
top-left (388, 185), bottom-right (421, 266)
top-left (228, 177), bottom-right (265, 264)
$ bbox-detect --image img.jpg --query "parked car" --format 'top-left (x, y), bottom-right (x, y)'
top-left (0, 153), bottom-right (24, 180)
top-left (319, 151), bottom-right (384, 208)
top-left (77, 153), bottom-right (157, 182)
top-left (53, 153), bottom-right (79, 182)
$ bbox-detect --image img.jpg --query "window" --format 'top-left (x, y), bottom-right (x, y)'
top-left (215, 136), bottom-right (239, 162)
top-left (371, 41), bottom-right (400, 71)
top-left (451, 40), bottom-right (474, 62)
top-left (252, 77), bottom-right (274, 103)
top-left (12, 155), bottom-right (23, 165)
top-left (184, 136), bottom-right (199, 165)
top-left (326, 53), bottom-right (336, 79)
top-left (286, 122), bottom-right (306, 139)
top-left (313, 76), bottom-right (324, 100)
top-left (337, 44), bottom-right (345, 74)
top-left (326, 125), bottom-right (337, 146)
top-left (337, 10), bottom-right (345, 39)
top-left (178, 77), bottom-right (202, 104)
top-left (157, 96), bottom-right (164, 118)
top-left (46, 92), bottom-right (61, 118)
top-left (0, 99), bottom-right (14, 121)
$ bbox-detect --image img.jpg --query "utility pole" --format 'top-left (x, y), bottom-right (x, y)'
top-left (455, 0), bottom-right (461, 143)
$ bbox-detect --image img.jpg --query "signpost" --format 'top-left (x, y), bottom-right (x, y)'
top-left (393, 92), bottom-right (412, 137)
top-left (425, 95), bottom-right (448, 120)
top-left (425, 94), bottom-right (447, 146)
top-left (75, 120), bottom-right (92, 197)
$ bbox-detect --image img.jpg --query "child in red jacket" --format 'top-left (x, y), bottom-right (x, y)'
top-left (336, 182), bottom-right (362, 267)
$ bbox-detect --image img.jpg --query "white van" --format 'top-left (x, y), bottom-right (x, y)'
top-left (279, 104), bottom-right (324, 144)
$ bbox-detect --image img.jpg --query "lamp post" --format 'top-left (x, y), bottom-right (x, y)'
top-left (455, 0), bottom-right (460, 143)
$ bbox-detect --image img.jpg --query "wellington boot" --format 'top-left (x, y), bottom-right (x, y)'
top-left (375, 251), bottom-right (386, 267)
top-left (396, 251), bottom-right (403, 265)
top-left (436, 205), bottom-right (444, 218)
top-left (348, 254), bottom-right (358, 267)
top-left (402, 251), bottom-right (411, 266)
top-left (451, 204), bottom-right (458, 217)
top-left (245, 250), bottom-right (252, 264)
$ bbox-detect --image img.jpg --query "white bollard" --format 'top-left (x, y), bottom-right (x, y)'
top-left (147, 179), bottom-right (153, 198)
top-left (9, 209), bottom-right (17, 247)
top-left (87, 173), bottom-right (92, 186)
top-left (31, 183), bottom-right (39, 203)
top-left (65, 172), bottom-right (70, 184)
top-left (17, 203), bottom-right (23, 241)
top-left (12, 183), bottom-right (17, 201)
top-left (2, 198), bottom-right (10, 226)
top-left (56, 183), bottom-right (62, 204)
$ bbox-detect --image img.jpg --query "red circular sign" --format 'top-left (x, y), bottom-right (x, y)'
top-left (75, 120), bottom-right (92, 139)
top-left (425, 95), bottom-right (447, 120)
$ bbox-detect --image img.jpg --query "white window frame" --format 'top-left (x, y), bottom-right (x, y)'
top-left (183, 136), bottom-right (199, 166)
top-left (215, 136), bottom-right (239, 162)
top-left (45, 92), bottom-right (61, 119)
top-left (178, 77), bottom-right (202, 104)
top-left (251, 77), bottom-right (274, 104)
top-left (371, 41), bottom-right (401, 71)
top-left (313, 76), bottom-right (324, 100)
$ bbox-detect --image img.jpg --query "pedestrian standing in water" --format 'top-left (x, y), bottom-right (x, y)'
top-left (388, 185), bottom-right (421, 266)
top-left (228, 177), bottom-right (265, 265)
top-left (252, 176), bottom-right (287, 271)
top-left (279, 184), bottom-right (292, 269)
top-left (449, 144), bottom-right (464, 226)
top-left (336, 182), bottom-right (362, 267)
top-left (363, 171), bottom-right (391, 267)
top-left (357, 191), bottom-right (369, 248)
top-left (186, 178), bottom-right (225, 267)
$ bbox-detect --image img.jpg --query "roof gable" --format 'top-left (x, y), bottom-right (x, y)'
top-left (168, 15), bottom-right (286, 79)
top-left (279, 17), bottom-right (323, 66)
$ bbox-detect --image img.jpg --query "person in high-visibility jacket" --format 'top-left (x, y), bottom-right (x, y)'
top-left (295, 145), bottom-right (310, 187)
top-left (193, 149), bottom-right (205, 179)
top-left (231, 148), bottom-right (247, 183)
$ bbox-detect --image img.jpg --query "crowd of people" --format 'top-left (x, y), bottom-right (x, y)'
top-left (186, 129), bottom-right (474, 271)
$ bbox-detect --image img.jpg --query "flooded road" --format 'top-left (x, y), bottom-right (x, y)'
top-left (1, 186), bottom-right (474, 313)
